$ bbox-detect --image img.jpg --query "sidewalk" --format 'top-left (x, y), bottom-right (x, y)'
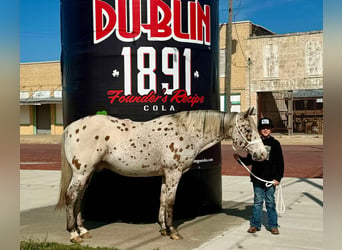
top-left (20, 170), bottom-right (323, 249)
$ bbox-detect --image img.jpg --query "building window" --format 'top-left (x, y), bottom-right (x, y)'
top-left (20, 105), bottom-right (30, 125)
top-left (220, 95), bottom-right (226, 112)
top-left (220, 93), bottom-right (241, 112)
top-left (55, 104), bottom-right (63, 125)
top-left (263, 44), bottom-right (279, 78)
top-left (295, 100), bottom-right (305, 110)
top-left (231, 93), bottom-right (241, 112)
top-left (305, 41), bottom-right (323, 76)
top-left (219, 49), bottom-right (226, 77)
top-left (294, 98), bottom-right (323, 111)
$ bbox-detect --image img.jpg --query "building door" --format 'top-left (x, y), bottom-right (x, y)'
top-left (36, 104), bottom-right (51, 134)
top-left (257, 92), bottom-right (288, 133)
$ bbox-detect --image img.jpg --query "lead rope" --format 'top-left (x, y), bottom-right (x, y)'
top-left (237, 158), bottom-right (286, 214)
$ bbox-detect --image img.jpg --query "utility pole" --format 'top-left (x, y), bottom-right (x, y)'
top-left (287, 90), bottom-right (293, 135)
top-left (225, 0), bottom-right (233, 113)
top-left (247, 58), bottom-right (252, 108)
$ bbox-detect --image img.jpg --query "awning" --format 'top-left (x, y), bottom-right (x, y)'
top-left (293, 89), bottom-right (323, 98)
top-left (20, 97), bottom-right (62, 105)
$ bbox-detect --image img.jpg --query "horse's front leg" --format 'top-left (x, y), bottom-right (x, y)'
top-left (164, 169), bottom-right (183, 240)
top-left (158, 176), bottom-right (168, 236)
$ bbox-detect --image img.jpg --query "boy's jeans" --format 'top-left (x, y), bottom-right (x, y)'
top-left (250, 182), bottom-right (278, 229)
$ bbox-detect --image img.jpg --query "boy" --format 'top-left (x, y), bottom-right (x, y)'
top-left (233, 118), bottom-right (284, 234)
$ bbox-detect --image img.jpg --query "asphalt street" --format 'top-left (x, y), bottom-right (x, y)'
top-left (20, 144), bottom-right (323, 178)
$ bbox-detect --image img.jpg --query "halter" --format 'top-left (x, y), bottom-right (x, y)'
top-left (232, 113), bottom-right (262, 151)
top-left (220, 112), bottom-right (226, 137)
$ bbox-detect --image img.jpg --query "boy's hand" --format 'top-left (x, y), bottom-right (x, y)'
top-left (273, 179), bottom-right (280, 186)
top-left (233, 154), bottom-right (240, 160)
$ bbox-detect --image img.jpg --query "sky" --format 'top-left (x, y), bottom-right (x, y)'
top-left (20, 0), bottom-right (323, 63)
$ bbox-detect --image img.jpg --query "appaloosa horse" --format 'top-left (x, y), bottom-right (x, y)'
top-left (56, 108), bottom-right (267, 243)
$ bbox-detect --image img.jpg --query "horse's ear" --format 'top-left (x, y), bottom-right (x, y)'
top-left (243, 109), bottom-right (249, 118)
top-left (243, 107), bottom-right (254, 118)
top-left (249, 107), bottom-right (255, 115)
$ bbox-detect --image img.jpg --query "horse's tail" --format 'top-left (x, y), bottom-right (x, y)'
top-left (55, 131), bottom-right (72, 211)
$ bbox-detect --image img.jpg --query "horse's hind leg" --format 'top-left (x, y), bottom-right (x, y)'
top-left (74, 175), bottom-right (93, 240)
top-left (66, 174), bottom-right (91, 243)
top-left (163, 169), bottom-right (183, 240)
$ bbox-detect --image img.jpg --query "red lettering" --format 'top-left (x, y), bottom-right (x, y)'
top-left (108, 89), bottom-right (204, 108)
top-left (107, 90), bottom-right (123, 104)
top-left (189, 2), bottom-right (197, 41)
top-left (170, 89), bottom-right (204, 107)
top-left (117, 0), bottom-right (141, 41)
top-left (93, 0), bottom-right (211, 45)
top-left (173, 0), bottom-right (189, 41)
top-left (189, 1), bottom-right (210, 44)
top-left (93, 0), bottom-right (116, 44)
top-left (107, 90), bottom-right (163, 104)
top-left (143, 0), bottom-right (172, 39)
top-left (197, 2), bottom-right (211, 45)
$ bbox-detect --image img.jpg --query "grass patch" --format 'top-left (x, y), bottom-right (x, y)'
top-left (20, 239), bottom-right (119, 250)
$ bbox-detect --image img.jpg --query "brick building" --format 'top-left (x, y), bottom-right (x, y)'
top-left (20, 21), bottom-right (323, 135)
top-left (20, 61), bottom-right (63, 135)
top-left (219, 21), bottom-right (323, 134)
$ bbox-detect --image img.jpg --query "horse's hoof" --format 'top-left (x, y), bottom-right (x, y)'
top-left (170, 233), bottom-right (183, 240)
top-left (80, 232), bottom-right (92, 239)
top-left (160, 228), bottom-right (169, 236)
top-left (70, 236), bottom-right (84, 244)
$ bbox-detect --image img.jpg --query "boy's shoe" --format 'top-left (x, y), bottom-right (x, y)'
top-left (247, 226), bottom-right (260, 233)
top-left (270, 228), bottom-right (280, 234)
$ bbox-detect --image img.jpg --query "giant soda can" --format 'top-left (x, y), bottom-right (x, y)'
top-left (61, 0), bottom-right (221, 221)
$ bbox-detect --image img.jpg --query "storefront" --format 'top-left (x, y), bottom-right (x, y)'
top-left (257, 89), bottom-right (323, 134)
top-left (20, 89), bottom-right (63, 135)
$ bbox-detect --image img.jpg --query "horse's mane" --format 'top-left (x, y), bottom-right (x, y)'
top-left (173, 110), bottom-right (227, 136)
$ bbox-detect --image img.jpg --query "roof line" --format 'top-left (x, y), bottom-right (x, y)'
top-left (20, 60), bottom-right (60, 65)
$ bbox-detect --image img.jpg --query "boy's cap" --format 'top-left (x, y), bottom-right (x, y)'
top-left (258, 118), bottom-right (273, 129)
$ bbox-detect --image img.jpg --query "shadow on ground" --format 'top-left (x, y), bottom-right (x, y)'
top-left (21, 201), bottom-right (252, 249)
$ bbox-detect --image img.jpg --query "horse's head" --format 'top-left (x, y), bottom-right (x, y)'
top-left (231, 107), bottom-right (267, 161)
